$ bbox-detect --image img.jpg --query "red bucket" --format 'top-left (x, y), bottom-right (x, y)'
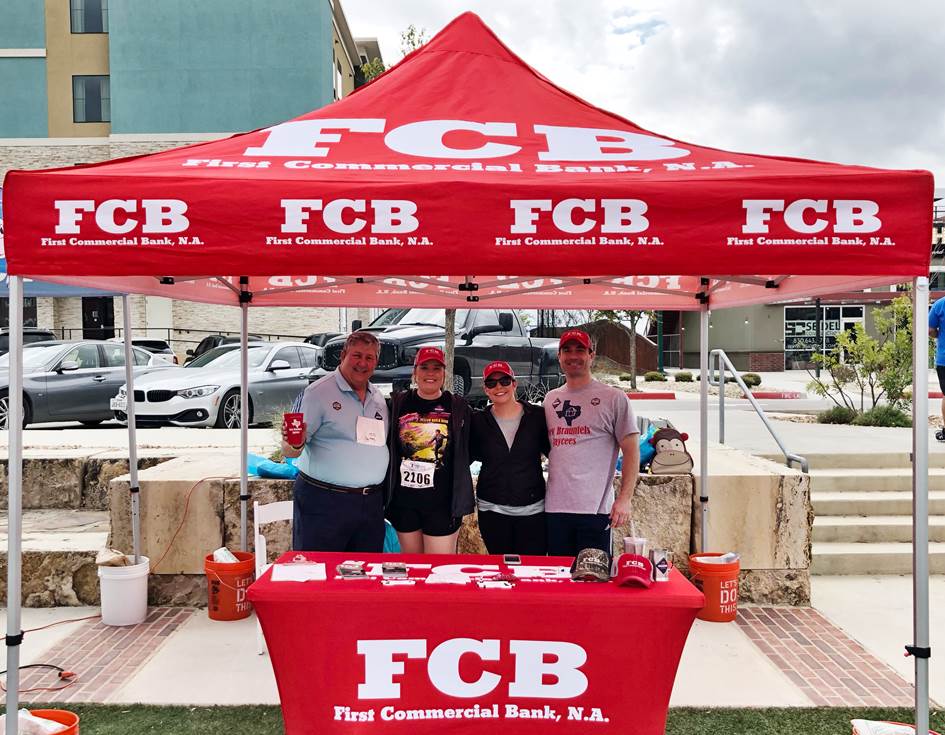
top-left (204, 551), bottom-right (255, 621)
top-left (689, 553), bottom-right (740, 622)
top-left (31, 709), bottom-right (79, 734)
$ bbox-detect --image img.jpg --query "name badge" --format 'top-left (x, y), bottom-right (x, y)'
top-left (400, 459), bottom-right (434, 489)
top-left (356, 416), bottom-right (385, 446)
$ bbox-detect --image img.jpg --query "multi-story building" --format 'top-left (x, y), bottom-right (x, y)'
top-left (0, 0), bottom-right (380, 352)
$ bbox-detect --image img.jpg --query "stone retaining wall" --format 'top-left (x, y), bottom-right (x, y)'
top-left (0, 454), bottom-right (169, 511)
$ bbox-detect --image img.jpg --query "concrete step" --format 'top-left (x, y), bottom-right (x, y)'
top-left (813, 515), bottom-right (945, 543)
top-left (760, 452), bottom-right (945, 470)
top-left (811, 541), bottom-right (945, 574)
top-left (0, 509), bottom-right (110, 606)
top-left (810, 468), bottom-right (945, 493)
top-left (811, 490), bottom-right (945, 517)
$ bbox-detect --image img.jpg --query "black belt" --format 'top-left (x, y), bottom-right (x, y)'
top-left (298, 471), bottom-right (381, 496)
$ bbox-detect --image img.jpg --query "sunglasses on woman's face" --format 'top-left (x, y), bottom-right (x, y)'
top-left (484, 376), bottom-right (513, 389)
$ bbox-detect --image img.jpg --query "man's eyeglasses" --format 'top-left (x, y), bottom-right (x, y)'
top-left (484, 376), bottom-right (513, 389)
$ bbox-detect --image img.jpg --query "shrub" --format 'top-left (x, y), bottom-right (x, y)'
top-left (741, 373), bottom-right (762, 387)
top-left (619, 374), bottom-right (634, 381)
top-left (817, 406), bottom-right (857, 424)
top-left (644, 371), bottom-right (666, 382)
top-left (852, 405), bottom-right (912, 428)
top-left (675, 371), bottom-right (693, 382)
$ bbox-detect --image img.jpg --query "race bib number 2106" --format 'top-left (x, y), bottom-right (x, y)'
top-left (400, 459), bottom-right (434, 489)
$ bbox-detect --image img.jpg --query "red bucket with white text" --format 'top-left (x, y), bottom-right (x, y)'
top-left (689, 553), bottom-right (739, 622)
top-left (204, 551), bottom-right (255, 621)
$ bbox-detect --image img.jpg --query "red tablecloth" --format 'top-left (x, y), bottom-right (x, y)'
top-left (249, 553), bottom-right (703, 735)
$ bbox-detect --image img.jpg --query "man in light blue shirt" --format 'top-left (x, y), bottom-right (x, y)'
top-left (929, 298), bottom-right (945, 442)
top-left (282, 331), bottom-right (390, 550)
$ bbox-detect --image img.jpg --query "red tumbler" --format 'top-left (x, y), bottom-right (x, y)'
top-left (284, 412), bottom-right (305, 446)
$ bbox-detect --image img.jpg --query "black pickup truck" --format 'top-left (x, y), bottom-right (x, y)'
top-left (319, 308), bottom-right (563, 403)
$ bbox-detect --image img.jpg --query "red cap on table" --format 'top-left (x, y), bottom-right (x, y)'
top-left (483, 360), bottom-right (514, 379)
top-left (414, 346), bottom-right (446, 366)
top-left (615, 554), bottom-right (653, 588)
top-left (559, 329), bottom-right (592, 350)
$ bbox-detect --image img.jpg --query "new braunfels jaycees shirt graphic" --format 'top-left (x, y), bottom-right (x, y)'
top-left (544, 380), bottom-right (638, 515)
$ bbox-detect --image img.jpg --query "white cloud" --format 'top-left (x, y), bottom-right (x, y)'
top-left (343, 0), bottom-right (945, 186)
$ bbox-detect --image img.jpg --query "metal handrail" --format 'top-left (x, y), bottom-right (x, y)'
top-left (709, 348), bottom-right (809, 473)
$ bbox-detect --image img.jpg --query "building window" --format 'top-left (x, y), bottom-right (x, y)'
top-left (70, 0), bottom-right (108, 33)
top-left (73, 75), bottom-right (110, 123)
top-left (0, 298), bottom-right (38, 328)
top-left (784, 304), bottom-right (864, 369)
top-left (335, 60), bottom-right (343, 100)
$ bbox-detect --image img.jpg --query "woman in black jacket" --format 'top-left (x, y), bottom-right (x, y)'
top-left (386, 346), bottom-right (473, 554)
top-left (471, 360), bottom-right (550, 555)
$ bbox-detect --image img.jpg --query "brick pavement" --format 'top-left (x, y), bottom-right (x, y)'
top-left (737, 606), bottom-right (919, 707)
top-left (13, 608), bottom-right (194, 704)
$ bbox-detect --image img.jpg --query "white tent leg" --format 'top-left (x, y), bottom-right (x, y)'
top-left (699, 303), bottom-right (709, 553)
top-left (911, 276), bottom-right (930, 734)
top-left (240, 283), bottom-right (249, 551)
top-left (5, 276), bottom-right (24, 734)
top-left (122, 294), bottom-right (141, 564)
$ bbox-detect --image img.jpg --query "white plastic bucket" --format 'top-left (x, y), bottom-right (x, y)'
top-left (98, 555), bottom-right (150, 626)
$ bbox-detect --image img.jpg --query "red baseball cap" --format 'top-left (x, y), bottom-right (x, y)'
top-left (483, 360), bottom-right (514, 380)
top-left (559, 329), bottom-right (592, 350)
top-left (414, 346), bottom-right (446, 366)
top-left (615, 554), bottom-right (653, 588)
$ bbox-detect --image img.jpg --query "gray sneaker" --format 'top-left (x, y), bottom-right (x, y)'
top-left (936, 429), bottom-right (945, 442)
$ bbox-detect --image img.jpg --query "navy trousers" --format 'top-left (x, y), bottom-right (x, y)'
top-left (291, 475), bottom-right (385, 552)
top-left (546, 512), bottom-right (612, 559)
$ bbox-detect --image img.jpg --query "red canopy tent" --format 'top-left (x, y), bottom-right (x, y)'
top-left (1, 11), bottom-right (935, 733)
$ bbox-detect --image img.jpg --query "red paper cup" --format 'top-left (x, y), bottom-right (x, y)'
top-left (284, 412), bottom-right (305, 446)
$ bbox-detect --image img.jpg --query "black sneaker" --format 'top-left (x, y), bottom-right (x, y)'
top-left (936, 429), bottom-right (945, 442)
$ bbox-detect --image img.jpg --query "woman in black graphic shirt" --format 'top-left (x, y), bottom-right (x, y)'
top-left (386, 347), bottom-right (472, 554)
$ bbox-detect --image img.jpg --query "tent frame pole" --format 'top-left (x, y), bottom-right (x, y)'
top-left (911, 276), bottom-right (930, 735)
top-left (122, 294), bottom-right (141, 564)
top-left (239, 278), bottom-right (250, 551)
top-left (699, 302), bottom-right (709, 553)
top-left (5, 277), bottom-right (24, 734)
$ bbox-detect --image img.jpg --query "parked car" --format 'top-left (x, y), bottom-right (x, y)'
top-left (0, 328), bottom-right (57, 356)
top-left (113, 341), bottom-right (320, 428)
top-left (0, 340), bottom-right (179, 429)
top-left (318, 309), bottom-right (563, 403)
top-left (107, 337), bottom-right (179, 364)
top-left (183, 334), bottom-right (267, 363)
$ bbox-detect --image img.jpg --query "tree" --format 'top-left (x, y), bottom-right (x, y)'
top-left (593, 309), bottom-right (653, 390)
top-left (361, 57), bottom-right (385, 82)
top-left (401, 25), bottom-right (429, 56)
top-left (806, 295), bottom-right (918, 412)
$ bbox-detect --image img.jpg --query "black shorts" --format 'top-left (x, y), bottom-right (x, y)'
top-left (937, 365), bottom-right (945, 394)
top-left (387, 503), bottom-right (461, 537)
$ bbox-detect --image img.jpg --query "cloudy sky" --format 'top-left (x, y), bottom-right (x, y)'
top-left (343, 0), bottom-right (945, 190)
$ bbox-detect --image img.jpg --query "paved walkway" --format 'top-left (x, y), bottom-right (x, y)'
top-left (1, 575), bottom-right (939, 709)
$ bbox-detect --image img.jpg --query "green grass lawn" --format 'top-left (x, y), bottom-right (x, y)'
top-left (23, 705), bottom-right (945, 734)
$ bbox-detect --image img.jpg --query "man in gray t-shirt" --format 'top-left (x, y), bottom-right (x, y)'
top-left (543, 329), bottom-right (640, 557)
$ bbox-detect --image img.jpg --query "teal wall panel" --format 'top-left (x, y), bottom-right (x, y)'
top-left (0, 0), bottom-right (45, 48)
top-left (108, 0), bottom-right (333, 134)
top-left (0, 59), bottom-right (48, 136)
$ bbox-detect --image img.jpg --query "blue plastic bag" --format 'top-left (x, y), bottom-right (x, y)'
top-left (616, 424), bottom-right (659, 472)
top-left (384, 520), bottom-right (401, 553)
top-left (247, 453), bottom-right (299, 479)
top-left (638, 424), bottom-right (658, 468)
